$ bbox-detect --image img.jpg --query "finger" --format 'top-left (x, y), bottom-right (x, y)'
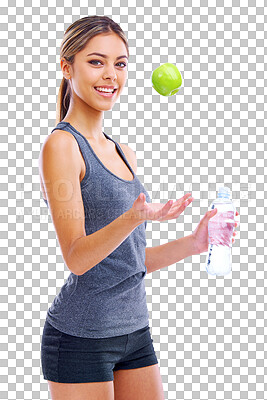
top-left (172, 200), bottom-right (193, 218)
top-left (157, 200), bottom-right (173, 219)
top-left (173, 193), bottom-right (192, 205)
top-left (138, 192), bottom-right (146, 202)
top-left (183, 197), bottom-right (194, 208)
top-left (176, 199), bottom-right (190, 208)
top-left (207, 208), bottom-right (217, 218)
top-left (167, 201), bottom-right (190, 219)
top-left (160, 200), bottom-right (174, 213)
top-left (174, 196), bottom-right (194, 209)
top-left (183, 193), bottom-right (192, 199)
top-left (186, 197), bottom-right (194, 205)
top-left (169, 197), bottom-right (194, 218)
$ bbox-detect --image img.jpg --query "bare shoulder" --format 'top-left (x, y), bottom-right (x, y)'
top-left (118, 143), bottom-right (137, 174)
top-left (38, 129), bottom-right (83, 198)
top-left (39, 129), bottom-right (82, 169)
top-left (42, 129), bottom-right (79, 149)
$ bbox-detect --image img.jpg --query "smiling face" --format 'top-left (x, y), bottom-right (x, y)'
top-left (61, 32), bottom-right (128, 112)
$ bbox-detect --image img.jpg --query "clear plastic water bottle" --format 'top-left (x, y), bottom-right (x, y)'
top-left (206, 186), bottom-right (236, 276)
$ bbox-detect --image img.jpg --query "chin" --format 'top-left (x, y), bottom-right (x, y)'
top-left (94, 104), bottom-right (115, 112)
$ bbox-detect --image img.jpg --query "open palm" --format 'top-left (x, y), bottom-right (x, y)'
top-left (132, 192), bottom-right (194, 222)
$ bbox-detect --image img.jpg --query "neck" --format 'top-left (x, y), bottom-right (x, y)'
top-left (63, 101), bottom-right (105, 143)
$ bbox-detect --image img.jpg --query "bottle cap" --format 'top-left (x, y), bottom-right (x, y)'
top-left (218, 186), bottom-right (231, 199)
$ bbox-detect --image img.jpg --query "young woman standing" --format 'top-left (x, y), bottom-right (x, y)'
top-left (39, 15), bottom-right (239, 400)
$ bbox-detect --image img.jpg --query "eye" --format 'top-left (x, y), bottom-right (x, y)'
top-left (117, 62), bottom-right (127, 67)
top-left (88, 60), bottom-right (127, 67)
top-left (88, 60), bottom-right (102, 65)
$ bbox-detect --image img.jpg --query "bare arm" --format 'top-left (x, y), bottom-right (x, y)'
top-left (39, 132), bottom-right (144, 276)
top-left (68, 209), bottom-right (142, 275)
top-left (145, 234), bottom-right (197, 274)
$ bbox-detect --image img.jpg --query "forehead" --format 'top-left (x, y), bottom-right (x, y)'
top-left (82, 33), bottom-right (127, 56)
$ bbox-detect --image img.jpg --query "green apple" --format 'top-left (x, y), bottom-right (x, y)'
top-left (151, 63), bottom-right (183, 96)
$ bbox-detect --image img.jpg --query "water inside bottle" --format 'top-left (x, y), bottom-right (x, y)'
top-left (206, 186), bottom-right (236, 276)
top-left (208, 211), bottom-right (235, 247)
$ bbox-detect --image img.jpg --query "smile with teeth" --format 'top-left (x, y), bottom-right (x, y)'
top-left (95, 87), bottom-right (116, 93)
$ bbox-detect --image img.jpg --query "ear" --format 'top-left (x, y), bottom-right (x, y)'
top-left (61, 58), bottom-right (72, 80)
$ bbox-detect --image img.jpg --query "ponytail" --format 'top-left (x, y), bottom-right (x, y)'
top-left (55, 77), bottom-right (71, 126)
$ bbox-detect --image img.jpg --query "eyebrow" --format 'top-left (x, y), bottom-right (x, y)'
top-left (86, 52), bottom-right (128, 60)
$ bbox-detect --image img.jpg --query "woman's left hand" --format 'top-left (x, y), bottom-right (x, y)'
top-left (191, 208), bottom-right (240, 255)
top-left (148, 193), bottom-right (194, 222)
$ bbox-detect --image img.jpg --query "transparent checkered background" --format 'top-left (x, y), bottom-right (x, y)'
top-left (1, 0), bottom-right (266, 399)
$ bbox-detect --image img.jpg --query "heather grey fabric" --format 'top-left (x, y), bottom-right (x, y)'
top-left (43, 121), bottom-right (151, 338)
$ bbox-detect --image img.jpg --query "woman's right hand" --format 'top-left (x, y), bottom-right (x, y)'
top-left (130, 192), bottom-right (193, 223)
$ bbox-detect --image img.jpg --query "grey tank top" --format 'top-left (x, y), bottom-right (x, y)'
top-left (43, 122), bottom-right (151, 338)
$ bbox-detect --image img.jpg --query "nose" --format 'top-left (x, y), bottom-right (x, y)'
top-left (103, 64), bottom-right (117, 81)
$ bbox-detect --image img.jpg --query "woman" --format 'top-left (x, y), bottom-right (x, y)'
top-left (39, 15), bottom-right (239, 400)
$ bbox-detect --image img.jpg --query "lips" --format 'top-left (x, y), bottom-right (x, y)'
top-left (94, 87), bottom-right (117, 97)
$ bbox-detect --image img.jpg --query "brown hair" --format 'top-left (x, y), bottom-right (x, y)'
top-left (55, 15), bottom-right (129, 125)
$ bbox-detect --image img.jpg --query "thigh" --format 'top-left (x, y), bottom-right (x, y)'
top-left (48, 380), bottom-right (114, 400)
top-left (113, 325), bottom-right (164, 399)
top-left (113, 364), bottom-right (164, 400)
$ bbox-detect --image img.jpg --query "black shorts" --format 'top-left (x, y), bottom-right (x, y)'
top-left (41, 319), bottom-right (158, 383)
